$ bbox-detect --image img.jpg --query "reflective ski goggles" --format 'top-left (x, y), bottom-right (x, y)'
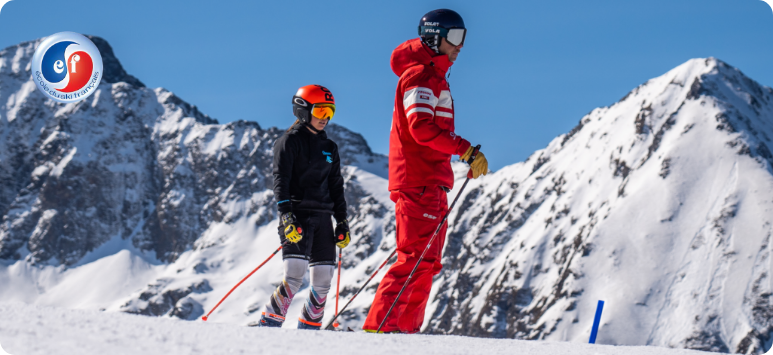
top-left (311, 103), bottom-right (336, 120)
top-left (419, 26), bottom-right (467, 46)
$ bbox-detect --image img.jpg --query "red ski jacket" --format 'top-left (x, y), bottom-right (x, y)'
top-left (388, 38), bottom-right (471, 191)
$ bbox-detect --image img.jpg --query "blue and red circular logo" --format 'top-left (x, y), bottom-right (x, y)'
top-left (31, 32), bottom-right (103, 103)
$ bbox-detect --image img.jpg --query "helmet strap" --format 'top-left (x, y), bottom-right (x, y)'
top-left (295, 108), bottom-right (321, 133)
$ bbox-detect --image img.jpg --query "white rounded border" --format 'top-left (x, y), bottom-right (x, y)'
top-left (31, 32), bottom-right (103, 104)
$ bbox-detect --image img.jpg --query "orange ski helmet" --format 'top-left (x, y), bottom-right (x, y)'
top-left (292, 85), bottom-right (336, 124)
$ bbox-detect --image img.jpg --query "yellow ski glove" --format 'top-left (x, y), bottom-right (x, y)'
top-left (460, 146), bottom-right (489, 179)
top-left (281, 212), bottom-right (303, 243)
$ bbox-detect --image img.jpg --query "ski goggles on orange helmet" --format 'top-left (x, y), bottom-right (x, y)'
top-left (311, 103), bottom-right (336, 120)
top-left (419, 26), bottom-right (466, 46)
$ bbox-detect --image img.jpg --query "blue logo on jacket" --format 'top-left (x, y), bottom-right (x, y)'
top-left (322, 150), bottom-right (332, 163)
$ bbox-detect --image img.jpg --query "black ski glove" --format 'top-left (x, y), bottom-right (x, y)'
top-left (334, 219), bottom-right (350, 248)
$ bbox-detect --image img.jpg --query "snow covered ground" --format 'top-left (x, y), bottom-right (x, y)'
top-left (0, 302), bottom-right (712, 355)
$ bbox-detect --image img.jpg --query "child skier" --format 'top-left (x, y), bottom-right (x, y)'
top-left (258, 84), bottom-right (350, 330)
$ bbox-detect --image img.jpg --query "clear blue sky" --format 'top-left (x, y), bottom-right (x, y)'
top-left (1, 0), bottom-right (772, 171)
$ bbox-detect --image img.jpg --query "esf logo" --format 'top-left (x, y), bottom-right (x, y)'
top-left (31, 32), bottom-right (103, 103)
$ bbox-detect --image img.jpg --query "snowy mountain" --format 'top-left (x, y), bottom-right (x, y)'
top-left (424, 58), bottom-right (773, 354)
top-left (0, 37), bottom-right (391, 321)
top-left (1, 35), bottom-right (773, 354)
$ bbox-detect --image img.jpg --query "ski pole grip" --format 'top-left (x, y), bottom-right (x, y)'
top-left (468, 145), bottom-right (481, 164)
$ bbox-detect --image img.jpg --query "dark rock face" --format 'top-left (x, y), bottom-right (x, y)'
top-left (122, 279), bottom-right (212, 320)
top-left (0, 78), bottom-right (163, 265)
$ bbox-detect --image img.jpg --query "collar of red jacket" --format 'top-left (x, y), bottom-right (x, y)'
top-left (391, 38), bottom-right (453, 78)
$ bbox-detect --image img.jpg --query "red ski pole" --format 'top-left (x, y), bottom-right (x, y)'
top-left (201, 241), bottom-right (288, 321)
top-left (333, 248), bottom-right (342, 328)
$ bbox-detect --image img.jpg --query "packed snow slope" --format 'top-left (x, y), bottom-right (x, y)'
top-left (426, 58), bottom-right (773, 354)
top-left (1, 35), bottom-right (773, 354)
top-left (0, 302), bottom-right (712, 355)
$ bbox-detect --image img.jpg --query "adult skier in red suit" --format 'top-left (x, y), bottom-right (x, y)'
top-left (362, 9), bottom-right (488, 333)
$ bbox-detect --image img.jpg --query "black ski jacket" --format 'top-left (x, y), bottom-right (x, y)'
top-left (273, 123), bottom-right (347, 222)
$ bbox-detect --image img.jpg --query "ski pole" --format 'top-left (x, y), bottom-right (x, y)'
top-left (376, 145), bottom-right (480, 333)
top-left (323, 249), bottom-right (398, 330)
top-left (333, 248), bottom-right (342, 328)
top-left (201, 240), bottom-right (289, 321)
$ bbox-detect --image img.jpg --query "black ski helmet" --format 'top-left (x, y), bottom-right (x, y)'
top-left (418, 9), bottom-right (466, 54)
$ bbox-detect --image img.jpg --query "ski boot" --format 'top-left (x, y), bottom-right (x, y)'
top-left (257, 312), bottom-right (284, 328)
top-left (297, 318), bottom-right (321, 330)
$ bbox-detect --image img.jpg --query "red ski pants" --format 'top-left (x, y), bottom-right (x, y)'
top-left (363, 186), bottom-right (448, 333)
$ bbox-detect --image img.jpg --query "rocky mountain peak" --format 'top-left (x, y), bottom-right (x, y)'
top-left (554, 57), bottom-right (773, 176)
top-left (86, 36), bottom-right (145, 87)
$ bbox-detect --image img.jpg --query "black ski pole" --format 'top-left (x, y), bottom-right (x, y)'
top-left (323, 249), bottom-right (398, 330)
top-left (376, 145), bottom-right (480, 333)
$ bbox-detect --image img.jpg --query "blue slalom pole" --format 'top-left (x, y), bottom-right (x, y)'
top-left (589, 300), bottom-right (605, 344)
